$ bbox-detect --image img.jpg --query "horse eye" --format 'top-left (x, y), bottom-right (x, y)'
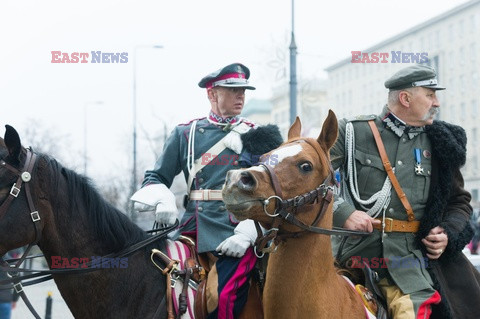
top-left (299, 162), bottom-right (312, 172)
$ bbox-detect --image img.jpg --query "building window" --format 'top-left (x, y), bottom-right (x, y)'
top-left (460, 47), bottom-right (465, 66)
top-left (461, 102), bottom-right (466, 118)
top-left (459, 19), bottom-right (465, 38)
top-left (470, 14), bottom-right (477, 33)
top-left (471, 43), bottom-right (477, 63)
top-left (449, 78), bottom-right (455, 97)
top-left (450, 104), bottom-right (456, 122)
top-left (473, 99), bottom-right (478, 119)
top-left (449, 51), bottom-right (454, 69)
top-left (448, 24), bottom-right (454, 42)
top-left (472, 128), bottom-right (478, 143)
top-left (473, 189), bottom-right (479, 202)
top-left (460, 75), bottom-right (465, 93)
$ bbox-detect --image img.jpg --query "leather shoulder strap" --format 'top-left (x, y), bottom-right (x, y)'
top-left (367, 120), bottom-right (415, 221)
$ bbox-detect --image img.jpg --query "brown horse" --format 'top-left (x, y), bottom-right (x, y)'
top-left (222, 110), bottom-right (368, 318)
top-left (0, 125), bottom-right (171, 318)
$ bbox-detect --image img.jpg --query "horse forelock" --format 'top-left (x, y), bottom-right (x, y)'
top-left (39, 154), bottom-right (147, 252)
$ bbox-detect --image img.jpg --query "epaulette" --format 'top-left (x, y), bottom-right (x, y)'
top-left (178, 117), bottom-right (207, 126)
top-left (346, 114), bottom-right (376, 122)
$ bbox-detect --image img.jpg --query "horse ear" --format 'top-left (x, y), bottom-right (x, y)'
top-left (4, 125), bottom-right (22, 163)
top-left (287, 117), bottom-right (302, 140)
top-left (317, 110), bottom-right (338, 151)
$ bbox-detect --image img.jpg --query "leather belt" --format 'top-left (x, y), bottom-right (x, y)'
top-left (189, 190), bottom-right (223, 201)
top-left (373, 218), bottom-right (420, 233)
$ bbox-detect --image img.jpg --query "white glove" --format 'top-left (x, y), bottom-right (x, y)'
top-left (216, 219), bottom-right (258, 258)
top-left (130, 184), bottom-right (179, 226)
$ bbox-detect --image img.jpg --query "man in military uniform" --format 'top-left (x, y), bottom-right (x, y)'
top-left (131, 63), bottom-right (282, 318)
top-left (331, 64), bottom-right (480, 318)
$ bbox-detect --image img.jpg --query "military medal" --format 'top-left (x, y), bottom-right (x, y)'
top-left (414, 148), bottom-right (424, 174)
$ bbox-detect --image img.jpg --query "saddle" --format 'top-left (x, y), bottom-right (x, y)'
top-left (152, 236), bottom-right (263, 319)
top-left (341, 258), bottom-right (388, 319)
top-left (194, 250), bottom-right (264, 319)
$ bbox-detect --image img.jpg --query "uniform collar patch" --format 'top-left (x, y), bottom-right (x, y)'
top-left (209, 111), bottom-right (239, 124)
top-left (382, 109), bottom-right (424, 139)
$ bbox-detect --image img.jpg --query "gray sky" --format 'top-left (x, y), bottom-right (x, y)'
top-left (0, 0), bottom-right (471, 184)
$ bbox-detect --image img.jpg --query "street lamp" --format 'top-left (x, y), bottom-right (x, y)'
top-left (84, 101), bottom-right (103, 175)
top-left (289, 0), bottom-right (298, 125)
top-left (132, 44), bottom-right (163, 196)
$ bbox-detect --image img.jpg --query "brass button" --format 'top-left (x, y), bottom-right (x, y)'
top-left (198, 178), bottom-right (204, 183)
top-left (389, 208), bottom-right (394, 213)
top-left (219, 206), bottom-right (226, 211)
top-left (198, 207), bottom-right (203, 212)
top-left (198, 169), bottom-right (202, 174)
top-left (366, 159), bottom-right (372, 165)
top-left (397, 160), bottom-right (403, 165)
top-left (199, 128), bottom-right (204, 133)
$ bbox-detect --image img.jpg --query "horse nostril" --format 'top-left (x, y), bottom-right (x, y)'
top-left (239, 171), bottom-right (256, 190)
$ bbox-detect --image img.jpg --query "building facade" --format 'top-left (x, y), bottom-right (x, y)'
top-left (325, 0), bottom-right (480, 204)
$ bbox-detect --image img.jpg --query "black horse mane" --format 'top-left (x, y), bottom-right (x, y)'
top-left (39, 153), bottom-right (148, 252)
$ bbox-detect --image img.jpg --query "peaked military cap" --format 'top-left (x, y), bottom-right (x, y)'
top-left (384, 64), bottom-right (445, 91)
top-left (198, 63), bottom-right (255, 90)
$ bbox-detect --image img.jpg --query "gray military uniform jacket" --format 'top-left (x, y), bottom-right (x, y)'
top-left (143, 117), bottom-right (282, 253)
top-left (330, 106), bottom-right (473, 298)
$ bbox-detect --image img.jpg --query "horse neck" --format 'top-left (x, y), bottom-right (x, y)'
top-left (271, 230), bottom-right (336, 278)
top-left (33, 177), bottom-right (164, 317)
top-left (270, 204), bottom-right (336, 273)
top-left (37, 197), bottom-right (106, 259)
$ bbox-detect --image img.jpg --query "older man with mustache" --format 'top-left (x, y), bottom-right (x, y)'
top-left (331, 64), bottom-right (480, 319)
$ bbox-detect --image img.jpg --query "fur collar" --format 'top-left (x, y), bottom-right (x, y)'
top-left (416, 120), bottom-right (472, 259)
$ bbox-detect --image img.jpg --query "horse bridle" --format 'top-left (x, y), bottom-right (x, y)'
top-left (0, 148), bottom-right (45, 318)
top-left (253, 138), bottom-right (371, 257)
top-left (0, 148), bottom-right (41, 239)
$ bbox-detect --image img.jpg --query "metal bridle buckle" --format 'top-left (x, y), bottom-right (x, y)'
top-left (10, 184), bottom-right (20, 197)
top-left (263, 195), bottom-right (282, 217)
top-left (293, 196), bottom-right (302, 207)
top-left (13, 282), bottom-right (23, 293)
top-left (31, 211), bottom-right (41, 222)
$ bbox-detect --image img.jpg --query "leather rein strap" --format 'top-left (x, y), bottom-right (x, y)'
top-left (367, 121), bottom-right (415, 222)
top-left (253, 139), bottom-right (371, 256)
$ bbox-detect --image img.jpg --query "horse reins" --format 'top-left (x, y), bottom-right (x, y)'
top-left (253, 139), bottom-right (371, 257)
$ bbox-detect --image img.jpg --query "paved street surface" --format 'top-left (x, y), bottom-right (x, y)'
top-left (8, 244), bottom-right (480, 318)
top-left (12, 279), bottom-right (73, 319)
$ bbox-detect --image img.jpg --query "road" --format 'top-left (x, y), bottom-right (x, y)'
top-left (9, 249), bottom-right (480, 318)
top-left (12, 279), bottom-right (73, 319)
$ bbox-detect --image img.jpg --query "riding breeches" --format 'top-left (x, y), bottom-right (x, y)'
top-left (206, 248), bottom-right (257, 319)
top-left (378, 278), bottom-right (441, 319)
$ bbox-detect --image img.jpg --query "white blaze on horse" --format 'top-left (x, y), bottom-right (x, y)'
top-left (222, 110), bottom-right (370, 318)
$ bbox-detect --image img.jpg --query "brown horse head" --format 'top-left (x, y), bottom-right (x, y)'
top-left (223, 110), bottom-right (338, 233)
